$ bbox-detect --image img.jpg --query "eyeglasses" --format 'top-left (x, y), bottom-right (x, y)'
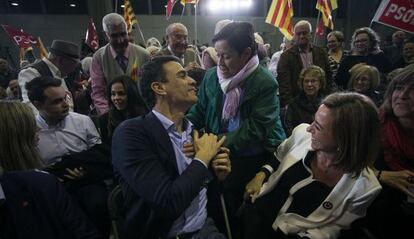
top-left (354, 38), bottom-right (369, 43)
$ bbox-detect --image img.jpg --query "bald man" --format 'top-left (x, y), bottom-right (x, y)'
top-left (155, 22), bottom-right (201, 69)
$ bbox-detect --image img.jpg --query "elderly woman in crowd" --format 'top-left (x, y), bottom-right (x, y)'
top-left (335, 27), bottom-right (391, 89)
top-left (242, 92), bottom-right (382, 239)
top-left (327, 31), bottom-right (348, 79)
top-left (98, 75), bottom-right (148, 145)
top-left (347, 63), bottom-right (383, 106)
top-left (0, 101), bottom-right (101, 238)
top-left (283, 65), bottom-right (326, 136)
top-left (187, 21), bottom-right (286, 235)
top-left (363, 64), bottom-right (414, 239)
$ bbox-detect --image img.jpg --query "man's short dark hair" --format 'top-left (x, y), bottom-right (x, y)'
top-left (25, 76), bottom-right (62, 103)
top-left (138, 56), bottom-right (180, 108)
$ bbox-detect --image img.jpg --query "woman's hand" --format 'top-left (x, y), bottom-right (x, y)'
top-left (244, 172), bottom-right (266, 203)
top-left (211, 147), bottom-right (231, 181)
top-left (380, 170), bottom-right (414, 198)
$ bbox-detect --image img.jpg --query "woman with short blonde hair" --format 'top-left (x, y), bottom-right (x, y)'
top-left (347, 63), bottom-right (382, 106)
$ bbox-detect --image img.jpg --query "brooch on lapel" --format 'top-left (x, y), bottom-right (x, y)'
top-left (322, 201), bottom-right (333, 210)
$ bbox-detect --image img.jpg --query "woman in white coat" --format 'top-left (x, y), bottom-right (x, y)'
top-left (240, 92), bottom-right (382, 239)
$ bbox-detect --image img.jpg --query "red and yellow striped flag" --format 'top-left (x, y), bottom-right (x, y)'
top-left (315, 0), bottom-right (338, 30)
top-left (124, 0), bottom-right (138, 34)
top-left (180, 0), bottom-right (198, 5)
top-left (265, 0), bottom-right (294, 40)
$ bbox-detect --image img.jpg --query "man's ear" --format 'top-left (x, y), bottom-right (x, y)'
top-left (150, 82), bottom-right (166, 96)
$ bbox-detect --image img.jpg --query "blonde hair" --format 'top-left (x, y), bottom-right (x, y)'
top-left (298, 65), bottom-right (326, 91)
top-left (0, 101), bottom-right (42, 170)
top-left (347, 63), bottom-right (380, 91)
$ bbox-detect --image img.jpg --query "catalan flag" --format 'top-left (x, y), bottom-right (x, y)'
top-left (265, 0), bottom-right (294, 40)
top-left (180, 0), bottom-right (198, 5)
top-left (315, 0), bottom-right (338, 30)
top-left (124, 0), bottom-right (138, 34)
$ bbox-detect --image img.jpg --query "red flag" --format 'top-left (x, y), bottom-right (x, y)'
top-left (85, 18), bottom-right (99, 51)
top-left (166, 0), bottom-right (177, 20)
top-left (1, 25), bottom-right (37, 48)
top-left (315, 18), bottom-right (325, 37)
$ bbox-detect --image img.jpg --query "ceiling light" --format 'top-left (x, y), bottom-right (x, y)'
top-left (11, 2), bottom-right (19, 6)
top-left (70, 4), bottom-right (76, 7)
top-left (121, 4), bottom-right (125, 8)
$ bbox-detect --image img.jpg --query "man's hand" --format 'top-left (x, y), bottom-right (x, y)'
top-left (380, 170), bottom-right (414, 198)
top-left (212, 147), bottom-right (231, 181)
top-left (193, 130), bottom-right (225, 165)
top-left (182, 142), bottom-right (195, 158)
top-left (61, 167), bottom-right (87, 181)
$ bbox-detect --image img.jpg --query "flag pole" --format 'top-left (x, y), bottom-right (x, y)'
top-left (135, 22), bottom-right (146, 46)
top-left (180, 3), bottom-right (186, 22)
top-left (115, 0), bottom-right (118, 12)
top-left (194, 3), bottom-right (198, 48)
top-left (313, 10), bottom-right (321, 45)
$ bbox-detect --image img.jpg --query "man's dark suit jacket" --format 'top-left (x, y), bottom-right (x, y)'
top-left (0, 170), bottom-right (101, 239)
top-left (112, 112), bottom-right (212, 239)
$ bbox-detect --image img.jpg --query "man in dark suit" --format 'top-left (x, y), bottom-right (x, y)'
top-left (277, 20), bottom-right (334, 107)
top-left (112, 55), bottom-right (231, 239)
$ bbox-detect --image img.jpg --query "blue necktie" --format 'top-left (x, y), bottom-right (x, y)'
top-left (116, 55), bottom-right (127, 73)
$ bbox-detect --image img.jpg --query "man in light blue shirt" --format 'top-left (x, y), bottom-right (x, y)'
top-left (112, 55), bottom-right (231, 239)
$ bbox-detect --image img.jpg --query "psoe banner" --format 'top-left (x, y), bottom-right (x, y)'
top-left (1, 25), bottom-right (37, 48)
top-left (372, 0), bottom-right (414, 34)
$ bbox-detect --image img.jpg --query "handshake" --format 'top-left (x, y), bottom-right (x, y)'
top-left (182, 130), bottom-right (231, 181)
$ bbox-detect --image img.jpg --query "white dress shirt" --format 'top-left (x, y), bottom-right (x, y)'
top-left (36, 112), bottom-right (101, 165)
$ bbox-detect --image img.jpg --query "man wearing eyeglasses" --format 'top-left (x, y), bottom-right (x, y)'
top-left (90, 13), bottom-right (150, 115)
top-left (18, 39), bottom-right (80, 114)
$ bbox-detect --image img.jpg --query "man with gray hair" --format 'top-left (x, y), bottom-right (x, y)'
top-left (90, 13), bottom-right (149, 115)
top-left (18, 40), bottom-right (79, 113)
top-left (155, 22), bottom-right (201, 69)
top-left (277, 20), bottom-right (334, 107)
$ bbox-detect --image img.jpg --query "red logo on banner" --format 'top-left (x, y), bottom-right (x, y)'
top-left (2, 25), bottom-right (37, 48)
top-left (373, 0), bottom-right (414, 34)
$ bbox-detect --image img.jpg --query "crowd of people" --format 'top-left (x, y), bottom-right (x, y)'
top-left (0, 12), bottom-right (413, 239)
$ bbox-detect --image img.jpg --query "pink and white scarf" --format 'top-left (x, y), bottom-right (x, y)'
top-left (218, 55), bottom-right (259, 120)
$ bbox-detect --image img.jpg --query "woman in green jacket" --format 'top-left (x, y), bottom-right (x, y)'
top-left (187, 21), bottom-right (286, 236)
